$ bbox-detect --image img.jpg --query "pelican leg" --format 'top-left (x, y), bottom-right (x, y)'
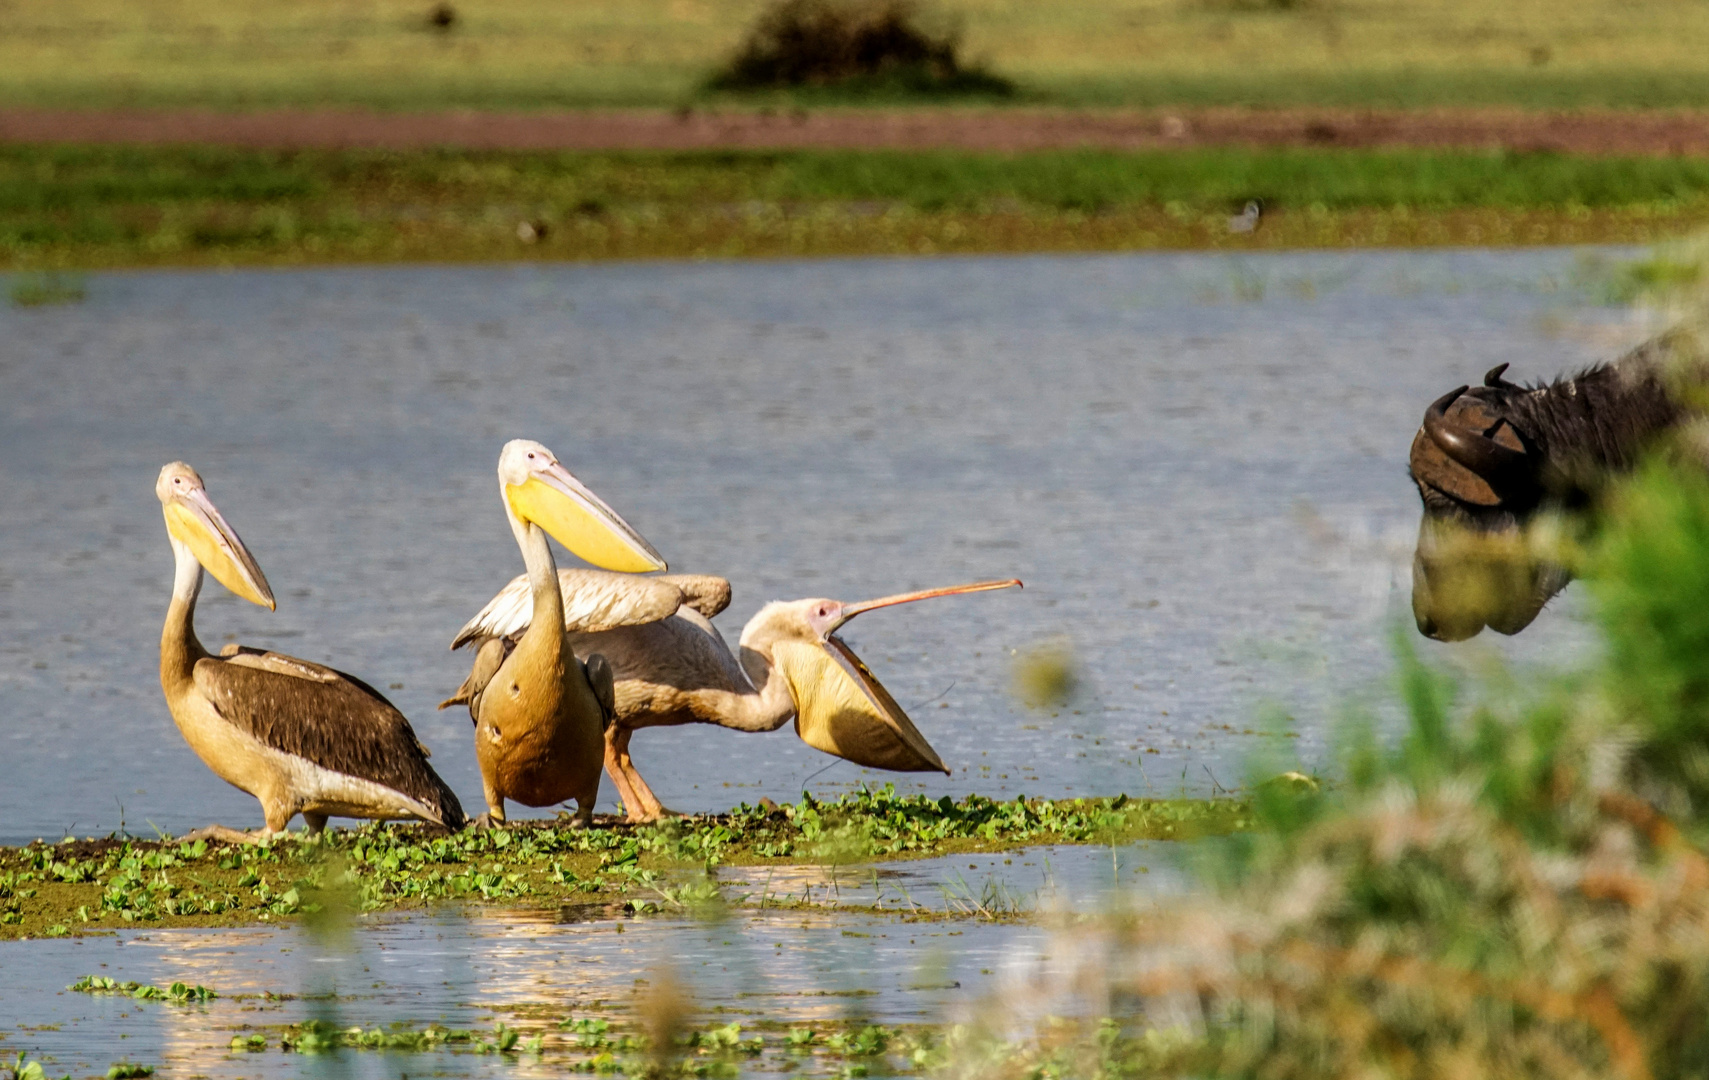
top-left (564, 798), bottom-right (596, 830)
top-left (302, 812), bottom-right (329, 836)
top-left (611, 727), bottom-right (674, 823)
top-left (603, 726), bottom-right (646, 822)
top-left (622, 761), bottom-right (674, 823)
top-left (473, 778), bottom-right (506, 830)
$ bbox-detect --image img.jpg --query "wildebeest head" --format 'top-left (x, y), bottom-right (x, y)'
top-left (1409, 364), bottom-right (1566, 641)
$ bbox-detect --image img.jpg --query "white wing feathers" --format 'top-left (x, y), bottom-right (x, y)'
top-left (451, 569), bottom-right (731, 648)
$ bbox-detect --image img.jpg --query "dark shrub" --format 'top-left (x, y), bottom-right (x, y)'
top-left (709, 0), bottom-right (1011, 95)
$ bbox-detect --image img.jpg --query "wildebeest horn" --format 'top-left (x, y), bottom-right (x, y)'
top-left (1423, 386), bottom-right (1537, 494)
top-left (1483, 363), bottom-right (1520, 390)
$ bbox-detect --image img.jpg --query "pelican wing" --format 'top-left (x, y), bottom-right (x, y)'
top-left (219, 644), bottom-right (339, 684)
top-left (661, 574), bottom-right (732, 619)
top-left (438, 635), bottom-right (515, 718)
top-left (772, 637), bottom-right (950, 775)
top-left (451, 569), bottom-right (711, 648)
top-left (193, 654), bottom-right (466, 829)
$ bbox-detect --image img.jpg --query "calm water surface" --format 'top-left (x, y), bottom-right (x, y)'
top-left (0, 248), bottom-right (1637, 843)
top-left (0, 843), bottom-right (1188, 1077)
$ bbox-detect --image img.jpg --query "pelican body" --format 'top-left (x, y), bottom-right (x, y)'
top-left (448, 573), bottom-right (1021, 822)
top-left (156, 463), bottom-right (464, 840)
top-left (465, 440), bottom-right (667, 827)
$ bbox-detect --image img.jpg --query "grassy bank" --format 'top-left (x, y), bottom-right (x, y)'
top-left (7, 0), bottom-right (1709, 111)
top-left (7, 143), bottom-right (1709, 271)
top-left (0, 790), bottom-right (1249, 940)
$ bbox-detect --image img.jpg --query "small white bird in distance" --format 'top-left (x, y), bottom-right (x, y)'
top-left (1228, 199), bottom-right (1263, 234)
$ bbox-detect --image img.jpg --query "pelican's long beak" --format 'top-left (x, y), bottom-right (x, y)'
top-left (506, 459), bottom-right (667, 574)
top-left (163, 488), bottom-right (275, 609)
top-left (829, 579), bottom-right (1022, 634)
top-left (779, 577), bottom-right (1021, 776)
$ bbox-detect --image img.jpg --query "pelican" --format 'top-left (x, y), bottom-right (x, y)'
top-left (155, 462), bottom-right (465, 842)
top-left (445, 573), bottom-right (1021, 822)
top-left (463, 439), bottom-right (668, 828)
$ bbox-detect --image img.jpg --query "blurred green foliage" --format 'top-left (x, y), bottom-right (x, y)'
top-left (1591, 459), bottom-right (1709, 824)
top-left (1012, 642), bottom-right (1079, 710)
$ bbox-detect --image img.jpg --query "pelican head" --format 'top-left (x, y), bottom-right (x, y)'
top-left (751, 579), bottom-right (1022, 774)
top-left (790, 580), bottom-right (1026, 642)
top-left (498, 439), bottom-right (666, 573)
top-left (156, 462), bottom-right (275, 609)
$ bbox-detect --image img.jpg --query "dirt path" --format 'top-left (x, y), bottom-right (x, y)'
top-left (5, 106), bottom-right (1709, 155)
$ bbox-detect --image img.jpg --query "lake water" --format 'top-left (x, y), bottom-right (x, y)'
top-left (0, 248), bottom-right (1640, 843)
top-left (0, 842), bottom-right (1190, 1078)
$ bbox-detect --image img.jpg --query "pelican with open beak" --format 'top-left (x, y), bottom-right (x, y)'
top-left (156, 462), bottom-right (465, 843)
top-left (462, 439), bottom-right (667, 828)
top-left (447, 574), bottom-right (1020, 822)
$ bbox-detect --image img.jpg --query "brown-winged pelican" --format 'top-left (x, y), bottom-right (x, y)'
top-left (446, 573), bottom-right (1020, 822)
top-left (462, 440), bottom-right (667, 828)
top-left (156, 462), bottom-right (465, 842)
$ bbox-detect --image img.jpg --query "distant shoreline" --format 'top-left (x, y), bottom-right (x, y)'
top-left (7, 107), bottom-right (1709, 157)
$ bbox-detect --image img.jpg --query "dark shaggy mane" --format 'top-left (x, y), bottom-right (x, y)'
top-left (1492, 337), bottom-right (1684, 484)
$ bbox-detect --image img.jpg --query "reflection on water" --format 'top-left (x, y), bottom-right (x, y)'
top-left (0, 844), bottom-right (1188, 1078)
top-left (0, 248), bottom-right (1638, 842)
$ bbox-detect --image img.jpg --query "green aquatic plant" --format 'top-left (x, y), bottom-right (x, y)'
top-left (5, 1056), bottom-right (67, 1080)
top-left (280, 1020), bottom-right (475, 1054)
top-left (825, 1026), bottom-right (892, 1057)
top-left (212, 1011), bottom-right (957, 1077)
top-left (937, 872), bottom-right (1026, 919)
top-left (0, 791), bottom-right (1248, 937)
top-left (68, 975), bottom-right (216, 1002)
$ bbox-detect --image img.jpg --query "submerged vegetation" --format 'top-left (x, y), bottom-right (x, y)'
top-left (4, 143), bottom-right (1709, 270)
top-left (244, 1015), bottom-right (936, 1073)
top-left (7, 270), bottom-right (85, 306)
top-left (0, 788), bottom-right (1247, 939)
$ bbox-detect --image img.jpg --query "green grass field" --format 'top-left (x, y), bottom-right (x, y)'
top-left (4, 143), bottom-right (1708, 271)
top-left (5, 0), bottom-right (1709, 111)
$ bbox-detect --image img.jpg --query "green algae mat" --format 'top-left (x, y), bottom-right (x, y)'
top-left (0, 789), bottom-right (1248, 939)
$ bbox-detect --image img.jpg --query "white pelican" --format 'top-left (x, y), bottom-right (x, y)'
top-left (463, 439), bottom-right (668, 828)
top-left (445, 573), bottom-right (1021, 822)
top-left (156, 462), bottom-right (465, 842)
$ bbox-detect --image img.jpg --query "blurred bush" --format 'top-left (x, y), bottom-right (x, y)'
top-left (708, 0), bottom-right (1011, 95)
top-left (1012, 640), bottom-right (1080, 711)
